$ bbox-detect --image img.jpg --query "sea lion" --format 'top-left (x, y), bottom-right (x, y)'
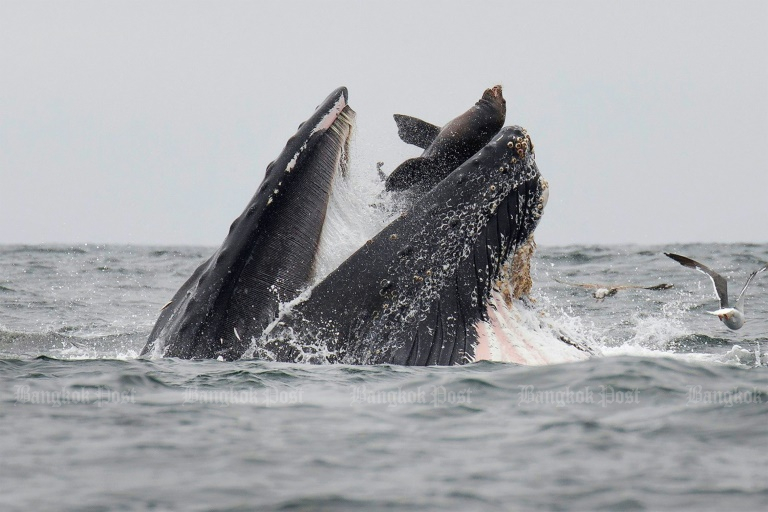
top-left (385, 85), bottom-right (506, 194)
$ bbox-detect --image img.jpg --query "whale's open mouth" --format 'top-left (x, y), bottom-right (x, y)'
top-left (143, 86), bottom-right (568, 366)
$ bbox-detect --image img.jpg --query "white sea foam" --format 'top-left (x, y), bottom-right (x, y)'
top-left (312, 133), bottom-right (399, 283)
top-left (624, 312), bottom-right (691, 350)
top-left (526, 283), bottom-right (768, 367)
top-left (56, 343), bottom-right (141, 361)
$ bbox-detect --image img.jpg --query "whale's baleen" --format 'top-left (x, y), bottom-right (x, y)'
top-left (385, 85), bottom-right (506, 194)
top-left (142, 87), bottom-right (355, 359)
top-left (260, 126), bottom-right (546, 365)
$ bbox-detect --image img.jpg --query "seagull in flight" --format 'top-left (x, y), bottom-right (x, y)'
top-left (553, 277), bottom-right (673, 300)
top-left (665, 253), bottom-right (768, 330)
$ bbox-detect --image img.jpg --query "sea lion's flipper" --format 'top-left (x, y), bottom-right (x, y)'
top-left (393, 114), bottom-right (441, 149)
top-left (385, 157), bottom-right (441, 192)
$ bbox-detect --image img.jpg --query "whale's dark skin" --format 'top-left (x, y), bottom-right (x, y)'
top-left (385, 85), bottom-right (506, 194)
top-left (260, 126), bottom-right (544, 365)
top-left (141, 87), bottom-right (355, 360)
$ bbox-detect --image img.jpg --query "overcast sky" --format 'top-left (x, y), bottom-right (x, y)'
top-left (1, 0), bottom-right (766, 247)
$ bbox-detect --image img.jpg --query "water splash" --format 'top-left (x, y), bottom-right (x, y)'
top-left (312, 150), bottom-right (398, 283)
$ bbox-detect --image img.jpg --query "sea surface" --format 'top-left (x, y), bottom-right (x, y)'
top-left (1, 243), bottom-right (767, 511)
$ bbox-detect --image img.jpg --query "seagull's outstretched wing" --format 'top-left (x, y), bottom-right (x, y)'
top-left (735, 263), bottom-right (768, 311)
top-left (665, 253), bottom-right (729, 308)
top-left (643, 283), bottom-right (675, 291)
top-left (555, 278), bottom-right (673, 292)
top-left (553, 278), bottom-right (601, 289)
top-left (613, 283), bottom-right (674, 291)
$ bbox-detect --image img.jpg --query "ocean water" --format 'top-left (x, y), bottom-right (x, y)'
top-left (1, 243), bottom-right (767, 511)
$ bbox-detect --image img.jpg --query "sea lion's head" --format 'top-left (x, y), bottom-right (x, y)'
top-left (482, 84), bottom-right (505, 106)
top-left (479, 84), bottom-right (506, 121)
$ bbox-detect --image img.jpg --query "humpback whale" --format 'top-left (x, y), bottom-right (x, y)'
top-left (385, 85), bottom-right (506, 194)
top-left (142, 86), bottom-right (586, 365)
top-left (142, 87), bottom-right (355, 359)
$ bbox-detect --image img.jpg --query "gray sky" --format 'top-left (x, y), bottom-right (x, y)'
top-left (1, 0), bottom-right (766, 246)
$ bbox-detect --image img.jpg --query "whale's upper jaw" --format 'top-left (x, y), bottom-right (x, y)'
top-left (143, 87), bottom-right (356, 360)
top-left (263, 86), bottom-right (351, 181)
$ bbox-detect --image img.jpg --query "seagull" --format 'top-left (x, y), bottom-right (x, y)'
top-left (665, 252), bottom-right (768, 330)
top-left (553, 277), bottom-right (673, 300)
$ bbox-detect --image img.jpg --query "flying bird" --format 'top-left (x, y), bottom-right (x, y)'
top-left (665, 252), bottom-right (768, 330)
top-left (553, 277), bottom-right (673, 300)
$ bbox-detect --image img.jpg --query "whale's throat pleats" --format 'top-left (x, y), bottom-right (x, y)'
top-left (393, 175), bottom-right (541, 365)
